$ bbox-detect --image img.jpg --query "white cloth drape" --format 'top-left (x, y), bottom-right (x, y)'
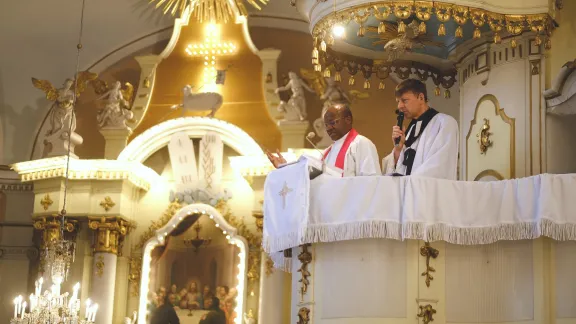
top-left (263, 173), bottom-right (576, 270)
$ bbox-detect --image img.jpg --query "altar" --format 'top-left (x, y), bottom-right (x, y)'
top-left (263, 157), bottom-right (576, 324)
top-left (175, 309), bottom-right (209, 324)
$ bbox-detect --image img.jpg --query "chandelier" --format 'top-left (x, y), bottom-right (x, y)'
top-left (10, 0), bottom-right (98, 322)
top-left (183, 221), bottom-right (212, 252)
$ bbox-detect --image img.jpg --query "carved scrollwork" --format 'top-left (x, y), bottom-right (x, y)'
top-left (476, 118), bottom-right (493, 154)
top-left (417, 304), bottom-right (437, 324)
top-left (298, 244), bottom-right (312, 300)
top-left (420, 242), bottom-right (439, 288)
top-left (297, 307), bottom-right (310, 324)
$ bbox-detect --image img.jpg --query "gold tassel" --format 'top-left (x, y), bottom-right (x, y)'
top-left (314, 64), bottom-right (322, 72)
top-left (320, 40), bottom-right (327, 51)
top-left (455, 26), bottom-right (463, 38)
top-left (312, 58), bottom-right (318, 65)
top-left (434, 86), bottom-right (441, 96)
top-left (378, 22), bottom-right (385, 34)
top-left (535, 35), bottom-right (542, 46)
top-left (398, 21), bottom-right (406, 33)
top-left (545, 38), bottom-right (552, 50)
top-left (334, 71), bottom-right (341, 82)
top-left (363, 80), bottom-right (370, 89)
top-left (327, 34), bottom-right (335, 46)
top-left (349, 76), bottom-right (355, 86)
top-left (444, 89), bottom-right (451, 99)
top-left (357, 26), bottom-right (365, 37)
top-left (473, 27), bottom-right (481, 39)
top-left (511, 38), bottom-right (517, 48)
top-left (493, 32), bottom-right (501, 44)
top-left (438, 23), bottom-right (446, 36)
top-left (379, 81), bottom-right (386, 90)
top-left (312, 47), bottom-right (319, 59)
top-left (323, 68), bottom-right (331, 78)
top-left (419, 22), bottom-right (426, 34)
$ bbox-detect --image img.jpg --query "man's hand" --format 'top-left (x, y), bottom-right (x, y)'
top-left (392, 126), bottom-right (405, 163)
top-left (265, 149), bottom-right (287, 168)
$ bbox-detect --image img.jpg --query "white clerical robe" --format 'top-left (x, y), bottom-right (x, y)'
top-left (382, 113), bottom-right (459, 180)
top-left (323, 131), bottom-right (381, 177)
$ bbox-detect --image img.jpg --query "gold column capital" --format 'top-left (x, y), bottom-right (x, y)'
top-left (88, 216), bottom-right (134, 255)
top-left (33, 215), bottom-right (78, 246)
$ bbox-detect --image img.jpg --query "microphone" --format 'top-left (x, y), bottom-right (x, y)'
top-left (306, 132), bottom-right (326, 172)
top-left (394, 110), bottom-right (404, 147)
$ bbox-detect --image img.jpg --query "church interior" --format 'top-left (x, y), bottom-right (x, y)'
top-left (1, 0), bottom-right (576, 323)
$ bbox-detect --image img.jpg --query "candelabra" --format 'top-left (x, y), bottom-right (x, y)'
top-left (11, 277), bottom-right (98, 323)
top-left (183, 222), bottom-right (212, 253)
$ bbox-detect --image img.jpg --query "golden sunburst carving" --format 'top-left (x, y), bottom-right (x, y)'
top-left (147, 0), bottom-right (268, 23)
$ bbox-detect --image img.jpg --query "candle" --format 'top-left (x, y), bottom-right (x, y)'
top-left (21, 301), bottom-right (27, 318)
top-left (38, 278), bottom-right (44, 296)
top-left (90, 304), bottom-right (98, 322)
top-left (73, 283), bottom-right (80, 299)
top-left (13, 298), bottom-right (18, 319)
top-left (85, 299), bottom-right (92, 319)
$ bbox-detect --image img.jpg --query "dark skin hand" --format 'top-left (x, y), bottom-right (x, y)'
top-left (265, 104), bottom-right (353, 168)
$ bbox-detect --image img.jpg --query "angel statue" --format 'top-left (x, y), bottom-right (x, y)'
top-left (32, 71), bottom-right (97, 157)
top-left (91, 79), bottom-right (135, 130)
top-left (275, 71), bottom-right (314, 122)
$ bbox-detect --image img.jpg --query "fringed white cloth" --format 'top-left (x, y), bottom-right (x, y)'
top-left (263, 173), bottom-right (576, 270)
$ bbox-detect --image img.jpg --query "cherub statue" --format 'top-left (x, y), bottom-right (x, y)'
top-left (275, 71), bottom-right (314, 122)
top-left (91, 79), bottom-right (135, 130)
top-left (299, 68), bottom-right (370, 106)
top-left (32, 71), bottom-right (97, 138)
top-left (243, 309), bottom-right (256, 324)
top-left (171, 85), bottom-right (223, 118)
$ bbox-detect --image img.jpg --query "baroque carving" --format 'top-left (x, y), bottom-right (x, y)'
top-left (95, 255), bottom-right (105, 277)
top-left (297, 307), bottom-right (310, 324)
top-left (91, 79), bottom-right (135, 130)
top-left (275, 71), bottom-right (314, 122)
top-left (417, 304), bottom-right (437, 324)
top-left (476, 118), bottom-right (493, 154)
top-left (129, 256), bottom-right (142, 297)
top-left (99, 196), bottom-right (116, 212)
top-left (89, 216), bottom-right (133, 255)
top-left (420, 242), bottom-right (439, 288)
top-left (40, 194), bottom-right (53, 211)
top-left (298, 244), bottom-right (312, 300)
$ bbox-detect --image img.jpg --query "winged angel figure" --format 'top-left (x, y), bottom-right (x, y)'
top-left (367, 20), bottom-right (442, 61)
top-left (32, 71), bottom-right (97, 138)
top-left (91, 79), bottom-right (135, 130)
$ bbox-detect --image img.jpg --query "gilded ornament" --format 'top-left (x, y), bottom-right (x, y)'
top-left (145, 0), bottom-right (268, 24)
top-left (476, 118), bottom-right (493, 154)
top-left (40, 194), bottom-right (53, 211)
top-left (297, 244), bottom-right (312, 300)
top-left (420, 242), bottom-right (439, 288)
top-left (99, 196), bottom-right (116, 212)
top-left (95, 255), bottom-right (105, 278)
top-left (129, 257), bottom-right (142, 297)
top-left (297, 307), bottom-right (310, 324)
top-left (89, 216), bottom-right (133, 255)
top-left (417, 304), bottom-right (437, 324)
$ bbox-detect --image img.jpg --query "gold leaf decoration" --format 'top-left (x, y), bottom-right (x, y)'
top-left (147, 0), bottom-right (268, 24)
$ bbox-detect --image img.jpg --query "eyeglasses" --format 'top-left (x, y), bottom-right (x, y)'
top-left (324, 118), bottom-right (341, 128)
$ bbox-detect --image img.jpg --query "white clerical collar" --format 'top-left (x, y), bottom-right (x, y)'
top-left (333, 131), bottom-right (350, 145)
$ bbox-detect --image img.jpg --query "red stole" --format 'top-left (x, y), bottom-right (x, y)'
top-left (321, 128), bottom-right (359, 172)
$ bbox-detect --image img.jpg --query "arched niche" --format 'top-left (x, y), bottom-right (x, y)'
top-left (118, 116), bottom-right (263, 163)
top-left (138, 203), bottom-right (249, 324)
top-left (465, 95), bottom-right (515, 180)
top-left (473, 169), bottom-right (505, 181)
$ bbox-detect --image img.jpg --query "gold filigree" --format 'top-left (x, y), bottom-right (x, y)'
top-left (40, 194), bottom-right (53, 211)
top-left (129, 256), bottom-right (142, 297)
top-left (297, 307), bottom-right (310, 324)
top-left (297, 244), bottom-right (312, 300)
top-left (95, 255), bottom-right (105, 278)
top-left (99, 196), bottom-right (116, 212)
top-left (476, 118), bottom-right (493, 154)
top-left (417, 304), bottom-right (437, 324)
top-left (420, 242), bottom-right (439, 288)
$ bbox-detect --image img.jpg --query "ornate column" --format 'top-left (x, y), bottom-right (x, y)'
top-left (88, 217), bottom-right (131, 324)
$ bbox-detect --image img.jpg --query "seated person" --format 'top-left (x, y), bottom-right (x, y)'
top-left (199, 296), bottom-right (226, 324)
top-left (150, 294), bottom-right (180, 324)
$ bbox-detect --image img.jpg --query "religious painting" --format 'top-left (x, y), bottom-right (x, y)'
top-left (146, 213), bottom-right (242, 324)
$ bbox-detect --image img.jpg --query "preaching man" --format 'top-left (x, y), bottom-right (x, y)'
top-left (266, 102), bottom-right (381, 177)
top-left (382, 79), bottom-right (459, 180)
